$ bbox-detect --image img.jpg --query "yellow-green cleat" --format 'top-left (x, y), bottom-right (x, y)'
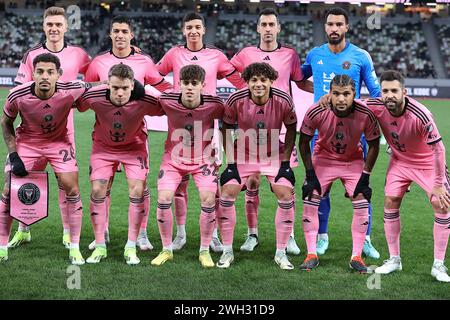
top-left (86, 247), bottom-right (107, 264)
top-left (124, 247), bottom-right (140, 265)
top-left (199, 250), bottom-right (214, 268)
top-left (8, 230), bottom-right (31, 248)
top-left (62, 233), bottom-right (71, 249)
top-left (0, 248), bottom-right (8, 262)
top-left (69, 248), bottom-right (85, 265)
top-left (151, 249), bottom-right (173, 266)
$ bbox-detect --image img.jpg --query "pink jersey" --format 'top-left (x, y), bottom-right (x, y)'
top-left (366, 97), bottom-right (441, 169)
top-left (157, 44), bottom-right (244, 95)
top-left (157, 92), bottom-right (224, 165)
top-left (224, 88), bottom-right (297, 164)
top-left (301, 99), bottom-right (380, 162)
top-left (230, 44), bottom-right (303, 94)
top-left (4, 81), bottom-right (88, 144)
top-left (76, 85), bottom-right (163, 150)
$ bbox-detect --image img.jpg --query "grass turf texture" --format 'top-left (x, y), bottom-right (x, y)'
top-left (0, 88), bottom-right (449, 299)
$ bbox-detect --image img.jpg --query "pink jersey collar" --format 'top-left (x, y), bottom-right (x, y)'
top-left (42, 41), bottom-right (68, 53)
top-left (183, 43), bottom-right (206, 52)
top-left (257, 42), bottom-right (282, 52)
top-left (109, 47), bottom-right (136, 59)
top-left (177, 93), bottom-right (205, 108)
top-left (30, 82), bottom-right (58, 100)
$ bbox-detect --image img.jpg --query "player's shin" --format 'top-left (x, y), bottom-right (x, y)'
top-left (174, 177), bottom-right (189, 234)
top-left (217, 197), bottom-right (236, 249)
top-left (302, 198), bottom-right (320, 253)
top-left (200, 205), bottom-right (216, 250)
top-left (433, 212), bottom-right (450, 261)
top-left (156, 202), bottom-right (173, 250)
top-left (66, 194), bottom-right (83, 247)
top-left (90, 195), bottom-right (107, 245)
top-left (58, 185), bottom-right (70, 232)
top-left (105, 189), bottom-right (111, 232)
top-left (0, 193), bottom-right (12, 247)
top-left (245, 188), bottom-right (259, 235)
top-left (351, 200), bottom-right (370, 257)
top-left (139, 188), bottom-right (150, 232)
top-left (383, 208), bottom-right (401, 256)
top-left (128, 196), bottom-right (145, 245)
top-left (275, 200), bottom-right (295, 251)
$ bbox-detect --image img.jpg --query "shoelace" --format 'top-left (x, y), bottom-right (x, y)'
top-left (435, 263), bottom-right (448, 273)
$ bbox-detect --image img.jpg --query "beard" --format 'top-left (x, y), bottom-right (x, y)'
top-left (327, 33), bottom-right (344, 45)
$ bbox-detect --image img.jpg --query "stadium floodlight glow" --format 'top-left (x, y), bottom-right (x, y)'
top-left (324, 0), bottom-right (335, 3)
top-left (300, 0), bottom-right (310, 3)
top-left (249, 0), bottom-right (260, 3)
top-left (375, 2), bottom-right (385, 5)
top-left (427, 2), bottom-right (437, 5)
top-left (224, 0), bottom-right (234, 2)
top-left (274, 0), bottom-right (285, 3)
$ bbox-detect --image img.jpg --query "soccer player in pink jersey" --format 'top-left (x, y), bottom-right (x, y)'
top-left (85, 16), bottom-right (173, 252)
top-left (150, 65), bottom-right (224, 268)
top-left (77, 63), bottom-right (162, 265)
top-left (157, 12), bottom-right (246, 253)
top-left (368, 71), bottom-right (450, 282)
top-left (230, 8), bottom-right (313, 255)
top-left (10, 6), bottom-right (91, 250)
top-left (217, 62), bottom-right (297, 270)
top-left (298, 74), bottom-right (380, 273)
top-left (0, 53), bottom-right (90, 264)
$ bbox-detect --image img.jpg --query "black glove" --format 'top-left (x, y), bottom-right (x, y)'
top-left (353, 172), bottom-right (372, 202)
top-left (131, 79), bottom-right (146, 100)
top-left (220, 163), bottom-right (241, 186)
top-left (302, 169), bottom-right (321, 201)
top-left (275, 161), bottom-right (296, 186)
top-left (9, 152), bottom-right (28, 177)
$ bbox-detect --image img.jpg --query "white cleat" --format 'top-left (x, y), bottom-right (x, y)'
top-left (431, 262), bottom-right (450, 283)
top-left (274, 252), bottom-right (294, 270)
top-left (88, 231), bottom-right (110, 250)
top-left (286, 235), bottom-right (301, 255)
top-left (216, 250), bottom-right (234, 269)
top-left (172, 235), bottom-right (187, 251)
top-left (137, 233), bottom-right (153, 251)
top-left (375, 257), bottom-right (402, 274)
top-left (240, 234), bottom-right (259, 252)
top-left (210, 236), bottom-right (224, 253)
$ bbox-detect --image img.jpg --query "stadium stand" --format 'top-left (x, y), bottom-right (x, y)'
top-left (436, 23), bottom-right (450, 76)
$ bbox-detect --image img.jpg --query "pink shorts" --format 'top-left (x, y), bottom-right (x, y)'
top-left (224, 163), bottom-right (293, 188)
top-left (5, 139), bottom-right (78, 173)
top-left (312, 157), bottom-right (364, 196)
top-left (158, 153), bottom-right (218, 193)
top-left (90, 142), bottom-right (149, 181)
top-left (385, 161), bottom-right (450, 198)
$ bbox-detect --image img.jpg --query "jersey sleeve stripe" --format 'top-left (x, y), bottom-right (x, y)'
top-left (406, 105), bottom-right (429, 125)
top-left (7, 86), bottom-right (32, 101)
top-left (428, 137), bottom-right (442, 145)
top-left (354, 106), bottom-right (377, 123)
top-left (225, 69), bottom-right (238, 77)
top-left (3, 110), bottom-right (16, 120)
top-left (306, 105), bottom-right (324, 119)
top-left (406, 103), bottom-right (431, 124)
top-left (21, 43), bottom-right (43, 64)
top-left (226, 90), bottom-right (250, 107)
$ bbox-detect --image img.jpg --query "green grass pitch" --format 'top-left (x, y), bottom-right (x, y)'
top-left (0, 87), bottom-right (449, 299)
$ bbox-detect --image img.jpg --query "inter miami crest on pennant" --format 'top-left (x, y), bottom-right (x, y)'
top-left (342, 61), bottom-right (351, 70)
top-left (18, 183), bottom-right (40, 205)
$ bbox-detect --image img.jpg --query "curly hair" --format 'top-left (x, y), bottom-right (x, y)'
top-left (242, 62), bottom-right (278, 82)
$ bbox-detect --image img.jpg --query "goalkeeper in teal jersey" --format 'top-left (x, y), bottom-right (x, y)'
top-left (301, 7), bottom-right (381, 259)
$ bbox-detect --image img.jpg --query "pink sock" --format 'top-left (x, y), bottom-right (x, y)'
top-left (434, 212), bottom-right (450, 260)
top-left (275, 200), bottom-right (295, 251)
top-left (66, 194), bottom-right (83, 245)
top-left (383, 208), bottom-right (401, 256)
top-left (156, 202), bottom-right (173, 248)
top-left (174, 176), bottom-right (189, 226)
top-left (200, 205), bottom-right (216, 248)
top-left (351, 200), bottom-right (369, 256)
top-left (217, 197), bottom-right (236, 247)
top-left (90, 195), bottom-right (107, 244)
top-left (128, 196), bottom-right (145, 242)
top-left (302, 198), bottom-right (320, 253)
top-left (140, 188), bottom-right (150, 231)
top-left (0, 193), bottom-right (12, 246)
top-left (245, 188), bottom-right (259, 231)
top-left (58, 186), bottom-right (70, 231)
top-left (105, 189), bottom-right (111, 231)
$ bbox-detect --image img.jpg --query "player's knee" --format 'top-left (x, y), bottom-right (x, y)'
top-left (220, 186), bottom-right (239, 200)
top-left (91, 186), bottom-right (107, 199)
top-left (157, 193), bottom-right (173, 203)
top-left (385, 196), bottom-right (402, 209)
top-left (246, 177), bottom-right (260, 190)
top-left (63, 185), bottom-right (79, 196)
top-left (200, 194), bottom-right (216, 207)
top-left (430, 200), bottom-right (447, 213)
top-left (128, 184), bottom-right (144, 198)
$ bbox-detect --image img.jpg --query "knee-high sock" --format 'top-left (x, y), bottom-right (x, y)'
top-left (292, 188), bottom-right (296, 236)
top-left (174, 175), bottom-right (189, 227)
top-left (318, 193), bottom-right (331, 234)
top-left (434, 212), bottom-right (450, 261)
top-left (214, 193), bottom-right (220, 236)
top-left (383, 208), bottom-right (401, 257)
top-left (66, 194), bottom-right (83, 245)
top-left (0, 194), bottom-right (12, 246)
top-left (90, 195), bottom-right (107, 244)
top-left (351, 200), bottom-right (369, 257)
top-left (200, 205), bottom-right (216, 249)
top-left (217, 197), bottom-right (236, 247)
top-left (366, 203), bottom-right (373, 236)
top-left (245, 188), bottom-right (259, 233)
top-left (156, 202), bottom-right (173, 249)
top-left (302, 198), bottom-right (320, 254)
top-left (140, 188), bottom-right (150, 231)
top-left (128, 196), bottom-right (145, 242)
top-left (275, 200), bottom-right (295, 251)
top-left (58, 186), bottom-right (70, 231)
top-left (105, 189), bottom-right (111, 231)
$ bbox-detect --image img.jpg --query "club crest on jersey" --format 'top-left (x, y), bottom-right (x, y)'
top-left (390, 132), bottom-right (399, 139)
top-left (43, 114), bottom-right (53, 122)
top-left (113, 122), bottom-right (122, 129)
top-left (185, 124), bottom-right (193, 132)
top-left (426, 124), bottom-right (434, 133)
top-left (256, 121), bottom-right (265, 129)
top-left (331, 142), bottom-right (347, 154)
top-left (18, 183), bottom-right (40, 205)
top-left (342, 61), bottom-right (351, 70)
top-left (158, 170), bottom-right (164, 179)
top-left (335, 132), bottom-right (344, 140)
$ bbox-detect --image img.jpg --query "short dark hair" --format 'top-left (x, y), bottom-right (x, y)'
top-left (110, 15), bottom-right (132, 32)
top-left (33, 53), bottom-right (61, 71)
top-left (183, 12), bottom-right (205, 27)
top-left (325, 7), bottom-right (349, 25)
top-left (330, 74), bottom-right (355, 92)
top-left (242, 62), bottom-right (278, 82)
top-left (180, 64), bottom-right (205, 83)
top-left (380, 70), bottom-right (405, 87)
top-left (108, 63), bottom-right (134, 81)
top-left (258, 8), bottom-right (279, 24)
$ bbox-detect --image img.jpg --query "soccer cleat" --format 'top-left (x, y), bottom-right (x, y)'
top-left (88, 230), bottom-right (110, 250)
top-left (69, 249), bottom-right (85, 265)
top-left (172, 235), bottom-right (186, 251)
top-left (240, 234), bottom-right (259, 252)
top-left (431, 262), bottom-right (450, 283)
top-left (62, 233), bottom-right (71, 249)
top-left (151, 250), bottom-right (173, 266)
top-left (274, 252), bottom-right (294, 270)
top-left (349, 256), bottom-right (368, 273)
top-left (199, 250), bottom-right (215, 268)
top-left (0, 248), bottom-right (8, 262)
top-left (137, 233), bottom-right (153, 251)
top-left (86, 247), bottom-right (107, 264)
top-left (299, 254), bottom-right (319, 271)
top-left (216, 250), bottom-right (234, 269)
top-left (362, 239), bottom-right (380, 259)
top-left (8, 230), bottom-right (31, 248)
top-left (286, 235), bottom-right (301, 255)
top-left (375, 257), bottom-right (402, 274)
top-left (210, 236), bottom-right (224, 253)
top-left (316, 238), bottom-right (329, 256)
top-left (124, 247), bottom-right (140, 265)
